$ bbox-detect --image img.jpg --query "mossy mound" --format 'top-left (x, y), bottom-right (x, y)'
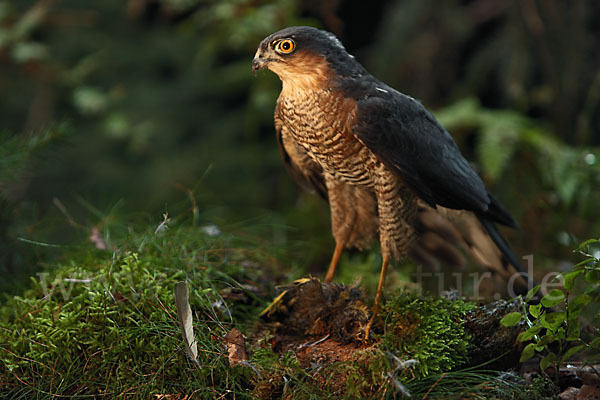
top-left (0, 219), bottom-right (558, 399)
top-left (381, 293), bottom-right (475, 378)
top-left (0, 224), bottom-right (272, 398)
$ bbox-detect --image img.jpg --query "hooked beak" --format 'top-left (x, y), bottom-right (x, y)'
top-left (252, 46), bottom-right (272, 75)
top-left (252, 55), bottom-right (268, 75)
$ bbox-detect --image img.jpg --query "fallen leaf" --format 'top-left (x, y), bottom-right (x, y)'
top-left (225, 328), bottom-right (248, 367)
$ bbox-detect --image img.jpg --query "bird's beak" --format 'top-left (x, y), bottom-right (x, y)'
top-left (252, 49), bottom-right (268, 75)
top-left (252, 57), bottom-right (264, 75)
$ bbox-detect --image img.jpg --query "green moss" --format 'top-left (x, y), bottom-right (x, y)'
top-left (381, 292), bottom-right (475, 378)
top-left (0, 223), bottom-right (276, 398)
top-left (312, 293), bottom-right (476, 398)
top-left (330, 348), bottom-right (390, 399)
top-left (250, 347), bottom-right (335, 400)
top-left (0, 218), bottom-right (550, 399)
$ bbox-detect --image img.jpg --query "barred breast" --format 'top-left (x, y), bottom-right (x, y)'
top-left (277, 88), bottom-right (418, 259)
top-left (277, 89), bottom-right (379, 187)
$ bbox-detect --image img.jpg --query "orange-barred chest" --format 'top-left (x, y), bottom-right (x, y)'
top-left (277, 90), bottom-right (380, 187)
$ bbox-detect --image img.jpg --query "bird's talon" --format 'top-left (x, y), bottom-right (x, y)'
top-left (362, 314), bottom-right (379, 342)
top-left (363, 325), bottom-right (373, 343)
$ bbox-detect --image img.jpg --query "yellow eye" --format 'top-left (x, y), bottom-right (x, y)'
top-left (277, 39), bottom-right (295, 54)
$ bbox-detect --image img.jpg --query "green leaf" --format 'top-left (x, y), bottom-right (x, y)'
top-left (561, 345), bottom-right (585, 362)
top-left (520, 343), bottom-right (536, 362)
top-left (517, 325), bottom-right (542, 342)
top-left (572, 259), bottom-right (594, 269)
top-left (541, 289), bottom-right (565, 308)
top-left (569, 294), bottom-right (592, 317)
top-left (590, 337), bottom-right (600, 349)
top-left (526, 284), bottom-right (541, 302)
top-left (545, 312), bottom-right (567, 324)
top-left (585, 269), bottom-right (600, 284)
top-left (434, 97), bottom-right (481, 127)
top-left (537, 334), bottom-right (557, 347)
top-left (477, 115), bottom-right (522, 180)
top-left (11, 42), bottom-right (49, 63)
top-left (574, 238), bottom-right (600, 252)
top-left (500, 312), bottom-right (522, 327)
top-left (562, 270), bottom-right (584, 290)
top-left (73, 87), bottom-right (108, 116)
top-left (541, 312), bottom-right (566, 332)
top-left (540, 352), bottom-right (557, 371)
top-left (529, 303), bottom-right (542, 318)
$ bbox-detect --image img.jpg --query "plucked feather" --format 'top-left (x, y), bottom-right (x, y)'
top-left (174, 281), bottom-right (199, 364)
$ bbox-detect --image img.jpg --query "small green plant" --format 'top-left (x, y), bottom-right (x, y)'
top-left (501, 238), bottom-right (600, 380)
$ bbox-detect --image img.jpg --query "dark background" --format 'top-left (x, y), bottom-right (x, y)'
top-left (1, 0), bottom-right (599, 294)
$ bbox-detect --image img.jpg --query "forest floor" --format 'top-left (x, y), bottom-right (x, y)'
top-left (1, 217), bottom-right (598, 399)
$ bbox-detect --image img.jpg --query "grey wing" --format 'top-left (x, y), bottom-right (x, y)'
top-left (274, 113), bottom-right (327, 200)
top-left (352, 88), bottom-right (516, 228)
top-left (351, 87), bottom-right (526, 275)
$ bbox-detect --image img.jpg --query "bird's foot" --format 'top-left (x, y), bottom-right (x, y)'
top-left (362, 313), bottom-right (379, 343)
top-left (363, 321), bottom-right (374, 342)
top-left (361, 255), bottom-right (388, 342)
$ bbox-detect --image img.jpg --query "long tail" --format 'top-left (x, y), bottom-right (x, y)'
top-left (412, 206), bottom-right (532, 295)
top-left (477, 216), bottom-right (524, 274)
top-left (478, 215), bottom-right (533, 293)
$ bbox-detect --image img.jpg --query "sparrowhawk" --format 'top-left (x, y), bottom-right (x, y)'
top-left (253, 26), bottom-right (527, 338)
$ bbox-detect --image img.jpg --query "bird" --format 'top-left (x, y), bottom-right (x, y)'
top-left (252, 26), bottom-right (528, 339)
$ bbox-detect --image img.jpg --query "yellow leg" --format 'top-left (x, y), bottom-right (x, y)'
top-left (324, 241), bottom-right (345, 283)
top-left (364, 254), bottom-right (390, 340)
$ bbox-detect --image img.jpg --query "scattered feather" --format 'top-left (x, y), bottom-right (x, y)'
top-left (201, 224), bottom-right (221, 237)
top-left (155, 213), bottom-right (171, 235)
top-left (89, 226), bottom-right (107, 250)
top-left (258, 289), bottom-right (288, 317)
top-left (63, 278), bottom-right (92, 283)
top-left (174, 281), bottom-right (198, 364)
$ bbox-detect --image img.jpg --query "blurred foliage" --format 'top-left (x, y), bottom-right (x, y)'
top-left (0, 0), bottom-right (307, 211)
top-left (0, 123), bottom-right (68, 288)
top-left (367, 0), bottom-right (600, 146)
top-left (436, 98), bottom-right (600, 208)
top-left (0, 0), bottom-right (599, 292)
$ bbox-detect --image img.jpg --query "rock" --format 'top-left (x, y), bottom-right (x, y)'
top-left (559, 386), bottom-right (581, 400)
top-left (561, 385), bottom-right (600, 400)
top-left (463, 298), bottom-right (526, 370)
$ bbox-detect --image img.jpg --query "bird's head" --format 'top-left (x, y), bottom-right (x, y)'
top-left (252, 26), bottom-right (363, 92)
